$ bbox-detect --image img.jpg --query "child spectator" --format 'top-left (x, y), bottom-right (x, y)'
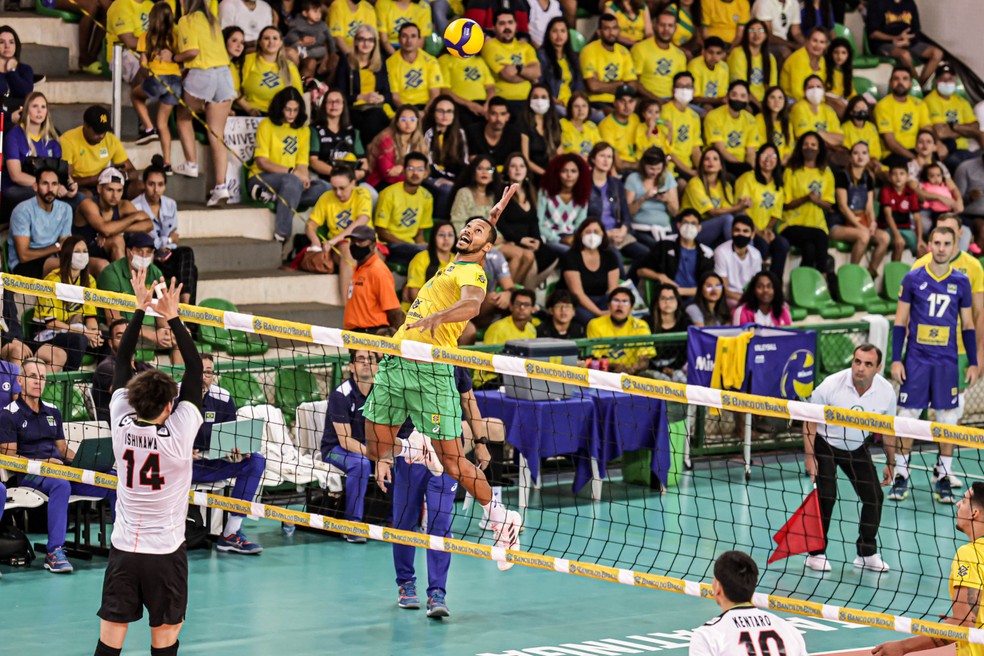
top-left (688, 36), bottom-right (729, 109)
top-left (238, 26), bottom-right (303, 116)
top-left (138, 2), bottom-right (182, 174)
top-left (283, 0), bottom-right (337, 82)
top-left (920, 162), bottom-right (958, 226)
top-left (880, 162), bottom-right (922, 261)
top-left (366, 105), bottom-right (428, 189)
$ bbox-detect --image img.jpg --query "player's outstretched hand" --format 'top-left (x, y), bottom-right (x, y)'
top-left (407, 313), bottom-right (442, 338)
top-left (890, 361), bottom-right (906, 384)
top-left (871, 640), bottom-right (906, 656)
top-left (881, 464), bottom-right (894, 486)
top-left (376, 460), bottom-right (392, 493)
top-left (130, 268), bottom-right (154, 312)
top-left (966, 365), bottom-right (980, 388)
top-left (154, 277), bottom-right (184, 321)
top-left (487, 183), bottom-right (518, 226)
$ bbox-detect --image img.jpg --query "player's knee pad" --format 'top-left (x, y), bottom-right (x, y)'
top-left (896, 407), bottom-right (923, 420)
top-left (151, 641), bottom-right (179, 656)
top-left (936, 408), bottom-right (960, 426)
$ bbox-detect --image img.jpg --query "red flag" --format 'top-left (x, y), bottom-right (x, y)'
top-left (768, 488), bottom-right (826, 564)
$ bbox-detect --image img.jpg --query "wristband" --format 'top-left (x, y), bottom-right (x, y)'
top-left (964, 329), bottom-right (979, 367)
top-left (69, 323), bottom-right (85, 332)
top-left (891, 325), bottom-right (906, 363)
top-left (474, 436), bottom-right (489, 445)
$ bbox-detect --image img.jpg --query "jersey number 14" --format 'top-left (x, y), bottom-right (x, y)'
top-left (927, 293), bottom-right (951, 318)
top-left (122, 449), bottom-right (166, 490)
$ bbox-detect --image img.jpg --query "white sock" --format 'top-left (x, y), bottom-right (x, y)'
top-left (894, 454), bottom-right (909, 480)
top-left (938, 455), bottom-right (954, 478)
top-left (481, 499), bottom-right (507, 525)
top-left (395, 438), bottom-right (410, 459)
top-left (224, 516), bottom-right (243, 536)
top-left (492, 486), bottom-right (502, 505)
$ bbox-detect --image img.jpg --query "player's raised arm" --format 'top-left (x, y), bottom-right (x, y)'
top-left (113, 268), bottom-right (155, 392)
top-left (156, 277), bottom-right (203, 409)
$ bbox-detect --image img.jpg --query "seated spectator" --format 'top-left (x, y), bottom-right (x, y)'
top-left (687, 36), bottom-right (729, 109)
top-left (133, 161), bottom-right (199, 305)
top-left (727, 19), bottom-right (776, 109)
top-left (662, 72), bottom-right (704, 179)
top-left (780, 27), bottom-right (828, 102)
top-left (366, 105), bottom-right (428, 189)
top-left (343, 225), bottom-right (403, 332)
top-left (405, 221), bottom-right (455, 308)
top-left (1, 288), bottom-right (70, 373)
top-left (283, 0), bottom-right (337, 81)
top-left (790, 75), bottom-right (843, 149)
top-left (97, 232), bottom-right (182, 363)
top-left (74, 167), bottom-right (153, 277)
top-left (780, 132), bottom-right (834, 272)
top-left (138, 2), bottom-right (183, 172)
top-left (464, 0), bottom-right (531, 36)
top-left (735, 143), bottom-right (790, 276)
top-left (918, 162), bottom-right (963, 238)
top-left (193, 353), bottom-right (266, 554)
top-left (832, 142), bottom-right (888, 275)
top-left (377, 0), bottom-right (433, 55)
top-left (481, 10), bottom-right (541, 116)
top-left (8, 167), bottom-right (73, 280)
top-left (333, 24), bottom-right (394, 148)
top-left (841, 95), bottom-right (883, 171)
top-left (496, 153), bottom-right (543, 287)
top-left (386, 23), bottom-right (444, 109)
top-left (956, 154), bottom-right (984, 253)
top-left (31, 238), bottom-right (103, 372)
top-left (528, 0), bottom-right (564, 49)
top-left (537, 289), bottom-right (586, 339)
top-left (704, 80), bottom-right (760, 177)
top-left (328, 0), bottom-right (378, 57)
top-left (520, 83), bottom-right (563, 179)
top-left (440, 39), bottom-right (496, 127)
top-left (422, 95), bottom-right (468, 219)
top-left (586, 287), bottom-right (654, 375)
top-left (247, 88), bottom-right (331, 243)
top-left (687, 271), bottom-right (731, 326)
top-left (875, 67), bottom-right (932, 165)
top-left (374, 152), bottom-right (433, 264)
top-left (580, 13), bottom-right (639, 112)
top-left (926, 62), bottom-right (983, 170)
top-left (538, 17), bottom-right (584, 113)
top-left (732, 270), bottom-right (791, 326)
top-left (625, 147), bottom-right (679, 248)
top-left (0, 27), bottom-right (34, 119)
top-left (752, 0), bottom-right (804, 59)
top-left (538, 153), bottom-right (590, 258)
top-left (605, 0), bottom-right (651, 47)
top-left (450, 155), bottom-right (501, 233)
top-left (865, 0), bottom-right (942, 87)
top-left (644, 283), bottom-right (690, 382)
top-left (310, 89), bottom-right (373, 196)
top-left (588, 142), bottom-right (648, 262)
top-left (800, 0), bottom-right (834, 36)
top-left (559, 217), bottom-right (619, 324)
top-left (667, 0), bottom-right (701, 51)
top-left (824, 36), bottom-right (853, 113)
top-left (714, 215), bottom-right (762, 309)
top-left (483, 289), bottom-right (537, 345)
top-left (220, 0), bottom-right (275, 50)
top-left (560, 92), bottom-right (602, 159)
top-left (701, 0), bottom-right (749, 48)
top-left (632, 10), bottom-right (688, 103)
top-left (466, 96), bottom-right (521, 170)
top-left (635, 101), bottom-right (672, 165)
top-left (880, 162), bottom-right (923, 260)
top-left (61, 106), bottom-right (138, 199)
top-left (92, 319), bottom-right (153, 422)
top-left (598, 85), bottom-right (642, 173)
top-left (53, 0), bottom-right (107, 74)
top-left (756, 86), bottom-right (793, 166)
top-left (681, 148), bottom-right (750, 248)
top-left (237, 26), bottom-right (303, 116)
top-left (0, 357), bottom-right (117, 574)
top-left (906, 129), bottom-right (951, 186)
top-left (633, 209), bottom-right (714, 300)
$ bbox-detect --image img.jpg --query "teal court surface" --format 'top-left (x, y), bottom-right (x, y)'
top-left (0, 447), bottom-right (975, 655)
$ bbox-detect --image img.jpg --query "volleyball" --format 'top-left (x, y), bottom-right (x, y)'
top-left (780, 349), bottom-right (815, 399)
top-left (444, 18), bottom-right (485, 58)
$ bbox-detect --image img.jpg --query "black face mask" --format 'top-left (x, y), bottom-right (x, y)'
top-left (350, 243), bottom-right (372, 261)
top-left (732, 234), bottom-right (752, 248)
top-left (728, 99), bottom-right (748, 112)
top-left (852, 111), bottom-right (869, 121)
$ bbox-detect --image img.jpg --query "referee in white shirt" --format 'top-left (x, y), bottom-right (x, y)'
top-left (803, 343), bottom-right (897, 574)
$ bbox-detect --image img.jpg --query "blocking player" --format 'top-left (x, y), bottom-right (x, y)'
top-left (890, 226), bottom-right (979, 504)
top-left (95, 272), bottom-right (204, 656)
top-left (362, 184), bottom-right (524, 571)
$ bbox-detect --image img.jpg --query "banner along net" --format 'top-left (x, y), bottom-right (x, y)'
top-left (4, 273), bottom-right (984, 645)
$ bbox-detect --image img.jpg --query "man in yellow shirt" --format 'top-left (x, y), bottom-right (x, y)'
top-left (687, 36), bottom-right (729, 109)
top-left (925, 62), bottom-right (983, 169)
top-left (704, 80), bottom-right (759, 176)
top-left (61, 106), bottom-right (139, 199)
top-left (374, 151), bottom-right (434, 264)
top-left (875, 66), bottom-right (932, 165)
top-left (700, 0), bottom-right (749, 49)
top-left (662, 72), bottom-right (703, 178)
top-left (599, 85), bottom-right (641, 172)
top-left (476, 288), bottom-right (537, 386)
top-left (306, 163), bottom-right (373, 294)
top-left (481, 10), bottom-right (541, 115)
top-left (586, 288), bottom-right (654, 375)
top-left (387, 23), bottom-right (445, 108)
top-left (631, 10), bottom-right (687, 101)
top-left (328, 0), bottom-right (377, 56)
top-left (579, 13), bottom-right (639, 108)
top-left (439, 53), bottom-right (496, 126)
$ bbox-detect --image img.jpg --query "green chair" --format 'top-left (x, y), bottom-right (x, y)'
top-left (830, 240), bottom-right (853, 254)
top-left (569, 29), bottom-right (587, 53)
top-left (834, 24), bottom-right (879, 69)
top-left (219, 371), bottom-right (267, 408)
top-left (882, 261), bottom-right (911, 302)
top-left (197, 298), bottom-right (270, 356)
top-left (789, 267), bottom-right (855, 319)
top-left (274, 368), bottom-right (320, 425)
top-left (423, 33), bottom-right (444, 57)
top-left (35, 0), bottom-right (80, 22)
top-left (909, 84), bottom-right (924, 99)
top-left (42, 382), bottom-right (90, 422)
top-left (790, 306), bottom-right (808, 322)
top-left (836, 264), bottom-right (894, 314)
top-left (853, 75), bottom-right (879, 99)
top-left (819, 333), bottom-right (856, 375)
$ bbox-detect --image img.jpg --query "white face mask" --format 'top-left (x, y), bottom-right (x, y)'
top-left (679, 223), bottom-right (699, 241)
top-left (131, 254), bottom-right (154, 270)
top-left (805, 87), bottom-right (825, 105)
top-left (71, 252), bottom-right (89, 270)
top-left (582, 233), bottom-right (603, 249)
top-left (674, 87), bottom-right (694, 105)
top-left (530, 98), bottom-right (551, 115)
top-left (937, 81), bottom-right (957, 97)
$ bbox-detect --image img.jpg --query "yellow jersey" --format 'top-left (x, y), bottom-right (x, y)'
top-left (137, 32), bottom-right (181, 77)
top-left (781, 166), bottom-right (835, 232)
top-left (631, 39), bottom-right (687, 100)
top-left (913, 250), bottom-right (984, 355)
top-left (605, 0), bottom-right (647, 43)
top-left (688, 57), bottom-right (729, 100)
top-left (789, 100), bottom-right (844, 139)
top-left (586, 315), bottom-right (656, 367)
top-left (60, 127), bottom-right (129, 179)
top-left (681, 177), bottom-right (731, 216)
top-left (386, 51), bottom-right (444, 106)
top-left (662, 102), bottom-right (703, 168)
top-left (560, 119), bottom-right (601, 159)
top-left (176, 12), bottom-right (230, 69)
top-left (599, 113), bottom-right (642, 165)
top-left (374, 183), bottom-right (434, 243)
top-left (406, 250), bottom-right (450, 291)
top-left (35, 270), bottom-right (98, 324)
top-left (726, 47), bottom-right (777, 101)
top-left (309, 186), bottom-right (374, 241)
top-left (635, 121), bottom-right (671, 157)
top-left (484, 316), bottom-right (535, 344)
top-left (948, 538), bottom-right (984, 656)
top-left (735, 170), bottom-right (784, 231)
top-left (829, 68), bottom-right (847, 98)
top-left (925, 90), bottom-right (977, 150)
top-left (669, 4), bottom-right (695, 46)
top-left (779, 47), bottom-right (825, 101)
top-left (251, 119), bottom-right (310, 175)
top-left (554, 58), bottom-right (574, 105)
top-left (842, 120), bottom-right (882, 162)
top-left (241, 53), bottom-right (303, 114)
top-left (703, 106), bottom-right (760, 160)
top-left (439, 54), bottom-right (493, 102)
top-left (875, 95), bottom-right (932, 151)
top-left (328, 0), bottom-right (377, 49)
top-left (579, 40), bottom-right (637, 104)
top-left (396, 260), bottom-right (488, 348)
top-left (701, 0), bottom-right (749, 43)
top-left (755, 113), bottom-right (793, 161)
top-left (107, 0), bottom-right (153, 62)
top-left (482, 38), bottom-right (538, 101)
top-left (375, 0), bottom-right (433, 47)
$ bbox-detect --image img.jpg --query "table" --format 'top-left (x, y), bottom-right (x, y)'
top-left (583, 389), bottom-right (670, 491)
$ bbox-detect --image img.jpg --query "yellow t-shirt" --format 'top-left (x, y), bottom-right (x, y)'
top-left (735, 170), bottom-right (784, 231)
top-left (779, 47), bottom-right (826, 101)
top-left (396, 260), bottom-right (488, 348)
top-left (586, 315), bottom-right (656, 368)
top-left (560, 119), bottom-right (601, 159)
top-left (688, 57), bottom-right (729, 100)
top-left (328, 0), bottom-right (377, 50)
top-left (726, 47), bottom-right (777, 101)
top-left (875, 95), bottom-right (932, 151)
top-left (439, 54), bottom-right (493, 103)
top-left (842, 120), bottom-right (883, 162)
top-left (599, 113), bottom-right (642, 165)
top-left (781, 166), bottom-right (835, 232)
top-left (241, 53), bottom-right (303, 114)
top-left (107, 0), bottom-right (154, 62)
top-left (374, 184), bottom-right (434, 243)
top-left (387, 51), bottom-right (444, 106)
top-left (790, 100), bottom-right (844, 139)
top-left (137, 32), bottom-right (181, 77)
top-left (176, 12), bottom-right (230, 69)
top-left (755, 113), bottom-right (793, 161)
top-left (251, 119), bottom-right (310, 175)
top-left (375, 0), bottom-right (433, 47)
top-left (482, 38), bottom-right (538, 101)
top-left (484, 316), bottom-right (536, 345)
top-left (925, 90), bottom-right (977, 150)
top-left (605, 0), bottom-right (646, 43)
top-left (662, 102), bottom-right (703, 169)
top-left (913, 250), bottom-right (984, 355)
top-left (701, 0), bottom-right (749, 43)
top-left (35, 270), bottom-right (98, 324)
top-left (555, 58), bottom-right (574, 106)
top-left (948, 538), bottom-right (984, 656)
top-left (579, 40), bottom-right (637, 104)
top-left (703, 106), bottom-right (760, 161)
top-left (406, 250), bottom-right (450, 291)
top-left (631, 39), bottom-right (687, 100)
top-left (681, 177), bottom-right (731, 216)
top-left (634, 121), bottom-right (671, 156)
top-left (829, 68), bottom-right (846, 98)
top-left (669, 4), bottom-right (695, 46)
top-left (309, 186), bottom-right (374, 241)
top-left (60, 127), bottom-right (129, 179)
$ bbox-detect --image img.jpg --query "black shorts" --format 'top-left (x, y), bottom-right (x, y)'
top-left (97, 543), bottom-right (188, 627)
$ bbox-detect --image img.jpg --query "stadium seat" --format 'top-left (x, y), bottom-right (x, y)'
top-left (819, 333), bottom-right (856, 375)
top-left (830, 240), bottom-right (853, 254)
top-left (836, 264), bottom-right (894, 314)
top-left (835, 24), bottom-right (879, 69)
top-left (790, 306), bottom-right (808, 322)
top-left (881, 261), bottom-right (910, 302)
top-left (42, 382), bottom-right (90, 422)
top-left (853, 75), bottom-right (879, 99)
top-left (569, 29), bottom-right (587, 53)
top-left (789, 268), bottom-right (854, 319)
top-left (423, 33), bottom-right (444, 57)
top-left (35, 0), bottom-right (80, 22)
top-left (197, 298), bottom-right (270, 356)
top-left (274, 368), bottom-right (320, 425)
top-left (219, 371), bottom-right (267, 408)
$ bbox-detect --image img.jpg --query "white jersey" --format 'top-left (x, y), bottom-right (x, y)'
top-left (110, 388), bottom-right (203, 555)
top-left (689, 606), bottom-right (808, 656)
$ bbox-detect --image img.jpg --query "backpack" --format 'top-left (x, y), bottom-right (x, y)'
top-left (0, 524), bottom-right (35, 567)
top-left (186, 506), bottom-right (210, 551)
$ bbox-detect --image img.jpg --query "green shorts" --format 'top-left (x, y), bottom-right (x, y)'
top-left (959, 353), bottom-right (970, 392)
top-left (362, 356), bottom-right (462, 440)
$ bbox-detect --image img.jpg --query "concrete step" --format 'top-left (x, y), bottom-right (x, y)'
top-left (36, 75), bottom-right (120, 106)
top-left (238, 303), bottom-right (345, 329)
top-left (198, 268), bottom-right (342, 306)
top-left (177, 204), bottom-right (274, 241)
top-left (182, 237), bottom-right (282, 274)
top-left (23, 43), bottom-right (69, 78)
top-left (1, 13), bottom-right (79, 70)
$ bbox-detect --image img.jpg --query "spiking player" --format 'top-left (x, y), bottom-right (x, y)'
top-left (363, 184), bottom-right (523, 570)
top-left (889, 226), bottom-right (979, 504)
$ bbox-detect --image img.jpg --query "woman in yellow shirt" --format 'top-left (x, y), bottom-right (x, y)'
top-left (404, 221), bottom-right (455, 309)
top-left (735, 143), bottom-right (789, 276)
top-left (726, 19), bottom-right (777, 108)
top-left (780, 132), bottom-right (836, 272)
top-left (605, 0), bottom-right (652, 47)
top-left (756, 86), bottom-right (793, 165)
top-left (841, 95), bottom-right (884, 176)
top-left (224, 26), bottom-right (246, 101)
top-left (790, 75), bottom-right (844, 148)
top-left (238, 26), bottom-right (303, 116)
top-left (680, 148), bottom-right (751, 248)
top-left (824, 37), bottom-right (854, 115)
top-left (560, 92), bottom-right (601, 159)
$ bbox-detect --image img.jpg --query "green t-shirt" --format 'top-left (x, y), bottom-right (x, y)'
top-left (96, 258), bottom-right (164, 326)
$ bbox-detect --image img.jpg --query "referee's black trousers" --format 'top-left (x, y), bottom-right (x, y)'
top-left (810, 436), bottom-right (884, 558)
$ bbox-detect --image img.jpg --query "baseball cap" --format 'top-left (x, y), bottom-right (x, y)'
top-left (97, 167), bottom-right (126, 186)
top-left (937, 62), bottom-right (955, 78)
top-left (349, 225), bottom-right (376, 242)
top-left (83, 105), bottom-right (112, 133)
top-left (614, 84), bottom-right (636, 99)
top-left (126, 232), bottom-right (156, 250)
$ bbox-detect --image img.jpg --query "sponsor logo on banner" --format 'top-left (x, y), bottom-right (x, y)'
top-left (383, 528), bottom-right (431, 548)
top-left (721, 392), bottom-right (789, 417)
top-left (5, 276), bottom-right (57, 298)
top-left (252, 316), bottom-right (313, 341)
top-left (84, 288), bottom-right (137, 313)
top-left (568, 561), bottom-right (620, 582)
top-left (506, 552), bottom-right (556, 570)
top-left (445, 540), bottom-right (491, 559)
top-left (341, 332), bottom-right (400, 355)
top-left (525, 360), bottom-right (589, 385)
top-left (223, 116), bottom-right (264, 203)
top-left (911, 620), bottom-right (968, 641)
top-left (932, 423), bottom-right (984, 447)
top-left (431, 347), bottom-right (494, 371)
top-left (768, 597), bottom-right (823, 617)
top-left (839, 609), bottom-right (896, 630)
top-left (179, 306), bottom-right (225, 327)
top-left (621, 376), bottom-right (688, 401)
top-left (826, 407), bottom-right (894, 435)
top-left (633, 572), bottom-right (687, 593)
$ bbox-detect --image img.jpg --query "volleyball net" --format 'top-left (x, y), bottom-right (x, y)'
top-left (4, 272), bottom-right (984, 645)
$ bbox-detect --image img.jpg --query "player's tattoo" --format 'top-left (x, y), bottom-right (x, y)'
top-left (965, 588), bottom-right (982, 624)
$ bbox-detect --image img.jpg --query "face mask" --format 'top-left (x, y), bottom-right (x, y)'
top-left (674, 87), bottom-right (694, 105)
top-left (349, 243), bottom-right (372, 261)
top-left (530, 98), bottom-right (551, 115)
top-left (582, 233), bottom-right (603, 249)
top-left (732, 234), bottom-right (752, 248)
top-left (71, 252), bottom-right (89, 270)
top-left (802, 148), bottom-right (819, 160)
top-left (131, 254), bottom-right (153, 269)
top-left (728, 99), bottom-right (747, 112)
top-left (805, 87), bottom-right (825, 105)
top-left (938, 82), bottom-right (957, 97)
top-left (679, 223), bottom-right (699, 241)
top-left (852, 111), bottom-right (869, 121)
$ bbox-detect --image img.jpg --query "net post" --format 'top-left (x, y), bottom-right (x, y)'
top-left (111, 44), bottom-right (123, 139)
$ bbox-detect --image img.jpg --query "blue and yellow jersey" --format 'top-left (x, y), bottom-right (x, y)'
top-left (900, 263), bottom-right (972, 362)
top-left (396, 260), bottom-right (488, 348)
top-left (949, 539), bottom-right (984, 656)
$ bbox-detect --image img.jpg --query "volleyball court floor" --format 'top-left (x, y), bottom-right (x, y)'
top-left (0, 449), bottom-right (972, 655)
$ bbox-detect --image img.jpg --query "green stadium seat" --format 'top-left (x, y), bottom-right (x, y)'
top-left (219, 371), bottom-right (267, 408)
top-left (789, 267), bottom-right (854, 319)
top-left (423, 33), bottom-right (444, 57)
top-left (836, 264), bottom-right (894, 314)
top-left (819, 333), bottom-right (855, 375)
top-left (853, 75), bottom-right (879, 99)
top-left (830, 240), bottom-right (853, 254)
top-left (909, 84), bottom-right (923, 99)
top-left (834, 24), bottom-right (880, 69)
top-left (42, 382), bottom-right (90, 422)
top-left (569, 29), bottom-right (587, 53)
top-left (882, 261), bottom-right (910, 302)
top-left (36, 0), bottom-right (81, 22)
top-left (197, 298), bottom-right (270, 356)
top-left (790, 306), bottom-right (808, 322)
top-left (274, 368), bottom-right (320, 425)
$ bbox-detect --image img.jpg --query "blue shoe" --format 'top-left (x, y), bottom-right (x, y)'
top-left (398, 581), bottom-right (420, 609)
top-left (216, 530), bottom-right (264, 554)
top-left (426, 590), bottom-right (450, 619)
top-left (344, 534), bottom-right (367, 544)
top-left (935, 476), bottom-right (955, 504)
top-left (44, 547), bottom-right (74, 573)
top-left (888, 475), bottom-right (909, 501)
